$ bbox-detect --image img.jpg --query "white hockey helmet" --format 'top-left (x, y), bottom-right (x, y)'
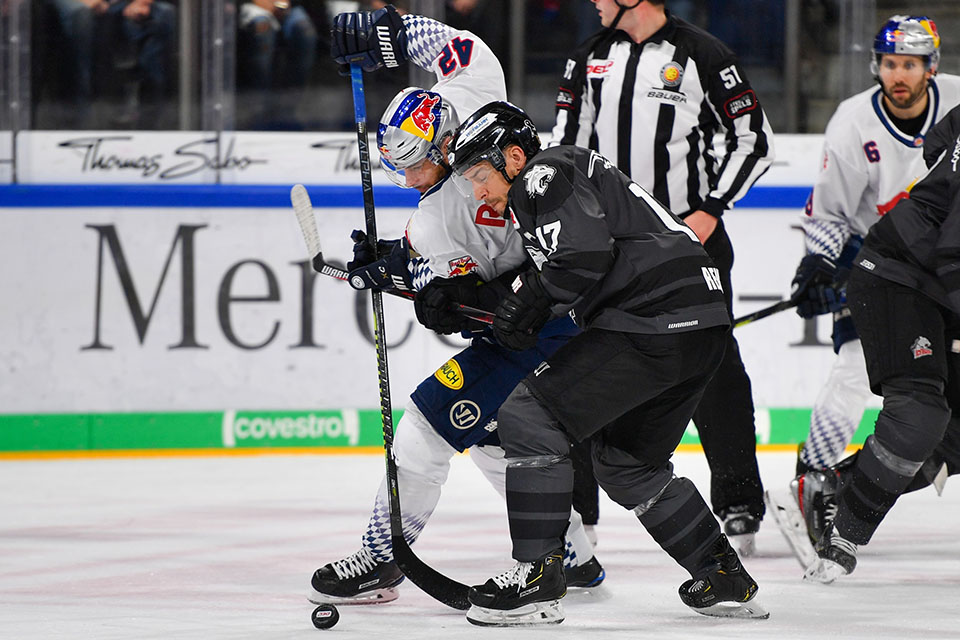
top-left (377, 87), bottom-right (459, 188)
top-left (870, 15), bottom-right (941, 75)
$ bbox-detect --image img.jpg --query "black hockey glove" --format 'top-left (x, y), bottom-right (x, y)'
top-left (347, 233), bottom-right (413, 292)
top-left (493, 272), bottom-right (553, 352)
top-left (347, 230), bottom-right (402, 271)
top-left (331, 5), bottom-right (408, 74)
top-left (414, 276), bottom-right (479, 335)
top-left (790, 253), bottom-right (843, 319)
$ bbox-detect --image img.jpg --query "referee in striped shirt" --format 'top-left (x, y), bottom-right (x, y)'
top-left (553, 0), bottom-right (774, 553)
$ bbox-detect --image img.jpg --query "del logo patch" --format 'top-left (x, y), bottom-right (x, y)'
top-left (435, 359), bottom-right (464, 389)
top-left (586, 59), bottom-right (614, 78)
top-left (912, 336), bottom-right (933, 359)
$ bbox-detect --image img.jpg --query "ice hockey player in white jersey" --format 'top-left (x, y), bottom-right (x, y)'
top-left (769, 15), bottom-right (960, 568)
top-left (308, 6), bottom-right (603, 606)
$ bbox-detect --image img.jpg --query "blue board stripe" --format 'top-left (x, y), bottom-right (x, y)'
top-left (0, 184), bottom-right (810, 209)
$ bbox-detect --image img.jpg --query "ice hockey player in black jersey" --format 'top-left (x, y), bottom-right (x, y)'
top-left (446, 101), bottom-right (768, 626)
top-left (804, 104), bottom-right (960, 584)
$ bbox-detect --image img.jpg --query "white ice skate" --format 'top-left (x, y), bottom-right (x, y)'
top-left (764, 489), bottom-right (817, 568)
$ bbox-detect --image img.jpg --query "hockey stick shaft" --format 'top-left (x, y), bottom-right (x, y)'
top-left (733, 298), bottom-right (798, 328)
top-left (290, 183), bottom-right (493, 325)
top-left (349, 64), bottom-right (471, 611)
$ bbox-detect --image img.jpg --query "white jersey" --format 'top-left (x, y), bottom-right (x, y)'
top-left (803, 74), bottom-right (960, 258)
top-left (397, 15), bottom-right (525, 288)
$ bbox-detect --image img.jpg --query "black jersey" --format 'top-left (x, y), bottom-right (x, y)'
top-left (507, 145), bottom-right (730, 334)
top-left (857, 104), bottom-right (960, 314)
top-left (551, 14), bottom-right (774, 218)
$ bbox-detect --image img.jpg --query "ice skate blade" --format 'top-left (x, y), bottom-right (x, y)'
top-left (729, 532), bottom-right (756, 557)
top-left (466, 600), bottom-right (564, 626)
top-left (803, 558), bottom-right (848, 584)
top-left (764, 490), bottom-right (817, 569)
top-left (688, 598), bottom-right (770, 620)
top-left (307, 586), bottom-right (400, 606)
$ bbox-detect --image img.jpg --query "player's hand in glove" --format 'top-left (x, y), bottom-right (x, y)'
top-left (493, 272), bottom-right (553, 351)
top-left (347, 232), bottom-right (413, 292)
top-left (790, 253), bottom-right (843, 318)
top-left (331, 5), bottom-right (407, 73)
top-left (414, 277), bottom-right (476, 335)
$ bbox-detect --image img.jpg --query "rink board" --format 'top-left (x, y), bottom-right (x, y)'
top-left (0, 133), bottom-right (878, 453)
top-left (0, 198), bottom-right (875, 453)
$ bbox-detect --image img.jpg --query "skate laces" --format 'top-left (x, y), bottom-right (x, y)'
top-left (491, 562), bottom-right (533, 589)
top-left (829, 530), bottom-right (857, 557)
top-left (331, 548), bottom-right (379, 580)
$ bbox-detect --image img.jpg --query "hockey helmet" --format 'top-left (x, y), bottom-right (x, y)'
top-left (377, 87), bottom-right (459, 188)
top-left (871, 15), bottom-right (940, 75)
top-left (447, 101), bottom-right (541, 183)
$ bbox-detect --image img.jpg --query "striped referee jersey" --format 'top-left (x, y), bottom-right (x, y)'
top-left (551, 14), bottom-right (774, 219)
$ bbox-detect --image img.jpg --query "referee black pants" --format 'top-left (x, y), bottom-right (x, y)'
top-left (695, 220), bottom-right (764, 518)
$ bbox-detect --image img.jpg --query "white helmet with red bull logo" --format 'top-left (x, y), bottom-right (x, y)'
top-left (377, 87), bottom-right (459, 188)
top-left (870, 15), bottom-right (941, 75)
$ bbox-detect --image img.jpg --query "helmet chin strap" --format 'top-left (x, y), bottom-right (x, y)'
top-left (610, 0), bottom-right (644, 30)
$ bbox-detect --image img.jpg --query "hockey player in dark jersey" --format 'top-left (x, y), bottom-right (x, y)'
top-left (804, 104), bottom-right (960, 583)
top-left (447, 101), bottom-right (768, 626)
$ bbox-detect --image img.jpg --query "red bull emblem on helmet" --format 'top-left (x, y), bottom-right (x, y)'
top-left (401, 93), bottom-right (441, 141)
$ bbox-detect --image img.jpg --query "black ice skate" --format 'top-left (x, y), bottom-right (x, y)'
top-left (308, 547), bottom-right (404, 605)
top-left (720, 504), bottom-right (761, 557)
top-left (765, 466), bottom-right (844, 569)
top-left (466, 549), bottom-right (566, 626)
top-left (679, 534), bottom-right (769, 619)
top-left (803, 521), bottom-right (858, 584)
top-left (564, 556), bottom-right (606, 588)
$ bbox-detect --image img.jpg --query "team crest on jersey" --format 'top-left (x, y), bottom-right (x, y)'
top-left (912, 337), bottom-right (933, 359)
top-left (400, 93), bottom-right (441, 140)
top-left (447, 255), bottom-right (479, 277)
top-left (659, 62), bottom-right (684, 87)
top-left (524, 164), bottom-right (556, 197)
top-left (435, 359), bottom-right (464, 390)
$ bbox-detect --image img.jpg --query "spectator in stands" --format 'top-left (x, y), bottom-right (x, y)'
top-left (237, 0), bottom-right (318, 129)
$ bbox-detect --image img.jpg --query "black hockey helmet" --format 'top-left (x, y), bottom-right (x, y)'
top-left (448, 101), bottom-right (541, 183)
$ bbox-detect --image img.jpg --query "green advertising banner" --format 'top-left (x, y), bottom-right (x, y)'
top-left (0, 408), bottom-right (880, 456)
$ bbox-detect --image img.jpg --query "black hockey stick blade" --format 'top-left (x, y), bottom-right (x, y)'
top-left (733, 299), bottom-right (798, 328)
top-left (392, 534), bottom-right (471, 610)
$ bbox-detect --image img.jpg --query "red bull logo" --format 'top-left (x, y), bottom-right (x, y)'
top-left (448, 255), bottom-right (479, 277)
top-left (401, 93), bottom-right (441, 141)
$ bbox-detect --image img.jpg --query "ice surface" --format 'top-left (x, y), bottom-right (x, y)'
top-left (2, 451), bottom-right (957, 639)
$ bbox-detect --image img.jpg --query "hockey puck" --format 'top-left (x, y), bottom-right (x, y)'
top-left (311, 603), bottom-right (340, 630)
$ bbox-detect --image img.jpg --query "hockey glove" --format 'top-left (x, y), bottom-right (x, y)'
top-left (347, 234), bottom-right (413, 292)
top-left (331, 5), bottom-right (407, 74)
top-left (493, 272), bottom-right (553, 352)
top-left (414, 276), bottom-right (479, 335)
top-left (347, 230), bottom-right (402, 271)
top-left (790, 254), bottom-right (843, 319)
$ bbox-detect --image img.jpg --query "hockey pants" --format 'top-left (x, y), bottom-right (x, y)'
top-left (360, 400), bottom-right (595, 568)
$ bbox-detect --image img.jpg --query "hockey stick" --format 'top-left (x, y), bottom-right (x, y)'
top-left (348, 63), bottom-right (471, 611)
top-left (733, 299), bottom-right (798, 328)
top-left (290, 183), bottom-right (493, 325)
